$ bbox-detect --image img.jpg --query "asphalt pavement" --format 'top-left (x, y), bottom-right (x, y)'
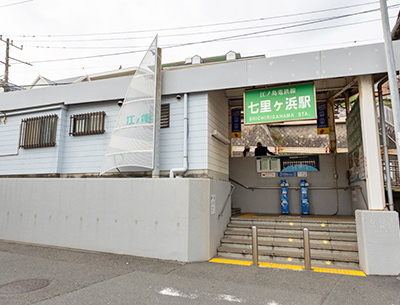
top-left (0, 240), bottom-right (399, 305)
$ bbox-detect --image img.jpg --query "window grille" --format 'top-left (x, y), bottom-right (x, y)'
top-left (160, 104), bottom-right (170, 128)
top-left (69, 111), bottom-right (106, 136)
top-left (20, 114), bottom-right (58, 149)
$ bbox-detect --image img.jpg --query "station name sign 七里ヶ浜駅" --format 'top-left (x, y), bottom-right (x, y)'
top-left (243, 83), bottom-right (317, 124)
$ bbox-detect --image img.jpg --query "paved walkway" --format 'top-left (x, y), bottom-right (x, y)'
top-left (0, 240), bottom-right (399, 305)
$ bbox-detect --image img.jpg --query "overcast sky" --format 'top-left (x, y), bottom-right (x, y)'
top-left (0, 0), bottom-right (399, 86)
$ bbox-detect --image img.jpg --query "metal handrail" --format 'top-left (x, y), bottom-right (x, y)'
top-left (382, 159), bottom-right (400, 188)
top-left (229, 178), bottom-right (349, 191)
top-left (218, 183), bottom-right (235, 219)
top-left (229, 178), bottom-right (370, 215)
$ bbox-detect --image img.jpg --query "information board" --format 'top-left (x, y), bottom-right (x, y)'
top-left (231, 108), bottom-right (241, 138)
top-left (317, 102), bottom-right (329, 135)
top-left (280, 155), bottom-right (319, 172)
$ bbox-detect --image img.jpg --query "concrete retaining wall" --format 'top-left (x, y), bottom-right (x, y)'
top-left (0, 178), bottom-right (231, 262)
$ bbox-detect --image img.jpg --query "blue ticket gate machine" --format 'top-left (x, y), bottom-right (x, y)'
top-left (280, 180), bottom-right (289, 214)
top-left (300, 179), bottom-right (309, 215)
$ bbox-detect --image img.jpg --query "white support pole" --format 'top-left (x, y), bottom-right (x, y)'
top-left (379, 0), bottom-right (400, 169)
top-left (358, 75), bottom-right (386, 210)
top-left (152, 47), bottom-right (162, 178)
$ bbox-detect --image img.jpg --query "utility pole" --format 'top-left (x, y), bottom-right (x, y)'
top-left (5, 38), bottom-right (9, 89)
top-left (379, 0), bottom-right (400, 184)
top-left (0, 35), bottom-right (23, 92)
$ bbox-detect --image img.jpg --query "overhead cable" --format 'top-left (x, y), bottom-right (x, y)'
top-left (7, 1), bottom-right (382, 38)
top-left (21, 15), bottom-right (396, 51)
top-left (17, 16), bottom-right (346, 43)
top-left (0, 0), bottom-right (33, 9)
top-left (26, 6), bottom-right (397, 64)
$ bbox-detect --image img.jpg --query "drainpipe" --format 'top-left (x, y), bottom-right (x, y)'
top-left (378, 76), bottom-right (394, 211)
top-left (170, 93), bottom-right (188, 178)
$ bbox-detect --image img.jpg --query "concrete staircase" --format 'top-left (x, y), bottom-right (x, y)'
top-left (216, 215), bottom-right (360, 270)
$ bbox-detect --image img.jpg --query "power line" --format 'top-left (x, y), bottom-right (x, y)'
top-left (10, 62), bottom-right (120, 74)
top-left (24, 45), bottom-right (146, 50)
top-left (8, 36), bottom-right (386, 86)
top-left (18, 16), bottom-right (342, 43)
top-left (28, 48), bottom-right (147, 63)
top-left (248, 38), bottom-right (384, 56)
top-left (7, 1), bottom-right (382, 39)
top-left (25, 5), bottom-right (397, 64)
top-left (19, 10), bottom-right (386, 44)
top-left (21, 14), bottom-right (397, 51)
top-left (222, 16), bottom-right (397, 43)
top-left (162, 6), bottom-right (398, 50)
top-left (0, 0), bottom-right (33, 9)
top-left (13, 4), bottom-right (399, 51)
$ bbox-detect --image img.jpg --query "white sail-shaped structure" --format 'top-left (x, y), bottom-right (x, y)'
top-left (100, 37), bottom-right (159, 174)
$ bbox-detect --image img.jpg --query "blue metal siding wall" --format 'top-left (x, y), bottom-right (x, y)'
top-left (60, 101), bottom-right (119, 174)
top-left (0, 108), bottom-right (63, 175)
top-left (0, 114), bottom-right (21, 156)
top-left (0, 93), bottom-right (210, 175)
top-left (55, 107), bottom-right (68, 173)
top-left (160, 93), bottom-right (208, 171)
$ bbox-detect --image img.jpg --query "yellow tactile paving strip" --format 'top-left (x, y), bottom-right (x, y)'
top-left (258, 262), bottom-right (303, 270)
top-left (209, 258), bottom-right (366, 277)
top-left (240, 213), bottom-right (256, 218)
top-left (238, 214), bottom-right (355, 222)
top-left (312, 267), bottom-right (366, 276)
top-left (209, 258), bottom-right (252, 266)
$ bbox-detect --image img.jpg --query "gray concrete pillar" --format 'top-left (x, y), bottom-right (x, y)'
top-left (356, 210), bottom-right (400, 275)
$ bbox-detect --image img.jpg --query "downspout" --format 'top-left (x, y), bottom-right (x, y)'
top-left (170, 93), bottom-right (188, 178)
top-left (378, 76), bottom-right (394, 211)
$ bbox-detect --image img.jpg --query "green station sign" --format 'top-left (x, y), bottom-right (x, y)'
top-left (244, 83), bottom-right (317, 124)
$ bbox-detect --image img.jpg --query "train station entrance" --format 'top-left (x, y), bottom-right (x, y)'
top-left (226, 75), bottom-right (394, 217)
top-left (218, 66), bottom-right (400, 275)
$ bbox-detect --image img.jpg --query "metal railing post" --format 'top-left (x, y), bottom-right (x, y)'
top-left (303, 228), bottom-right (312, 271)
top-left (252, 226), bottom-right (258, 267)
